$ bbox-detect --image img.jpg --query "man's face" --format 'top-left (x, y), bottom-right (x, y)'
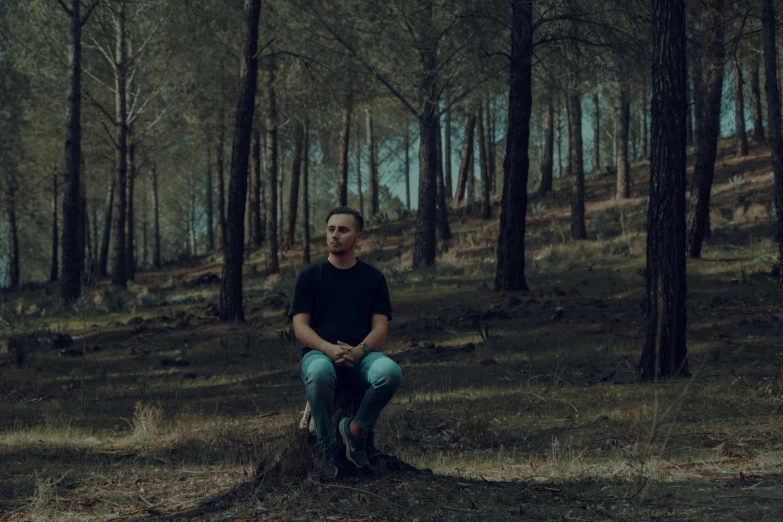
top-left (326, 214), bottom-right (362, 255)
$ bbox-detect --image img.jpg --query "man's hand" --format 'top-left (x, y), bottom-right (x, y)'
top-left (323, 342), bottom-right (355, 368)
top-left (337, 341), bottom-right (364, 366)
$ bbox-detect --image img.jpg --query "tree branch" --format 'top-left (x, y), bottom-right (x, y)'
top-left (85, 88), bottom-right (116, 124)
top-left (57, 0), bottom-right (74, 17)
top-left (89, 36), bottom-right (116, 69)
top-left (100, 120), bottom-right (118, 148)
top-left (80, 0), bottom-right (100, 26)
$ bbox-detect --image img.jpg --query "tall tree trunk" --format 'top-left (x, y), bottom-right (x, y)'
top-left (111, 0), bottom-right (128, 285)
top-left (51, 169), bottom-right (59, 282)
top-left (750, 53), bottom-right (765, 142)
top-left (640, 0), bottom-right (688, 380)
top-left (436, 109), bottom-right (452, 238)
top-left (686, 72), bottom-right (694, 146)
top-left (264, 56), bottom-right (280, 275)
top-left (189, 172), bottom-right (197, 256)
top-left (217, 106), bottom-right (227, 252)
top-left (278, 157), bottom-right (284, 242)
top-left (486, 97), bottom-right (497, 195)
top-left (412, 0), bottom-right (438, 269)
top-left (366, 108), bottom-right (379, 219)
top-left (494, 0), bottom-right (532, 292)
top-left (302, 120), bottom-right (311, 264)
top-left (245, 166), bottom-right (252, 245)
top-left (206, 142), bottom-right (214, 251)
top-left (338, 96), bottom-right (352, 207)
top-left (641, 83), bottom-right (649, 159)
top-left (7, 188), bottom-right (20, 289)
top-left (539, 97), bottom-right (554, 195)
top-left (141, 171), bottom-right (148, 267)
top-left (569, 89), bottom-right (587, 239)
top-left (467, 141), bottom-right (476, 204)
top-left (686, 0), bottom-right (725, 258)
top-left (477, 104), bottom-right (491, 219)
top-left (356, 116), bottom-right (364, 216)
top-left (593, 90), bottom-right (601, 172)
top-left (219, 0), bottom-right (261, 322)
top-left (251, 127), bottom-right (263, 246)
top-left (98, 176), bottom-right (114, 276)
top-left (734, 60), bottom-right (749, 157)
top-left (84, 198), bottom-right (92, 274)
top-left (616, 82), bottom-right (632, 199)
top-left (286, 122), bottom-right (303, 250)
top-left (557, 102), bottom-right (563, 179)
top-left (691, 51), bottom-right (706, 159)
top-left (630, 98), bottom-right (639, 160)
top-left (404, 125), bottom-right (410, 210)
top-left (151, 155), bottom-right (161, 268)
top-left (125, 137), bottom-right (135, 281)
top-left (444, 97), bottom-right (453, 201)
top-left (762, 0), bottom-right (783, 285)
top-left (453, 114), bottom-right (476, 206)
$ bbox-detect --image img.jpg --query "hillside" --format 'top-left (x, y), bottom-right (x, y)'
top-left (0, 140), bottom-right (781, 521)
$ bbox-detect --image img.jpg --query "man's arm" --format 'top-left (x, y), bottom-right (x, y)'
top-left (338, 313), bottom-right (389, 361)
top-left (292, 312), bottom-right (354, 365)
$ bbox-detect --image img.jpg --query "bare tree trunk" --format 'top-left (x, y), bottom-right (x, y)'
top-left (189, 172), bottom-right (197, 256)
top-left (569, 89), bottom-right (587, 239)
top-left (477, 104), bottom-right (491, 219)
top-left (265, 56), bottom-right (280, 275)
top-left (206, 142), bottom-right (214, 251)
top-left (686, 72), bottom-right (694, 146)
top-left (151, 155), bottom-right (161, 268)
top-left (338, 96), bottom-right (352, 207)
top-left (444, 97), bottom-right (452, 201)
top-left (436, 109), bottom-right (452, 238)
top-left (286, 122), bottom-right (303, 250)
top-left (467, 141), bottom-right (476, 205)
top-left (539, 98), bottom-right (554, 195)
top-left (593, 90), bottom-right (601, 172)
top-left (750, 53), bottom-right (765, 142)
top-left (51, 168), bottom-right (59, 282)
top-left (641, 83), bottom-right (649, 159)
top-left (734, 59), bottom-right (749, 157)
top-left (219, 0), bottom-right (261, 322)
top-left (630, 98), bottom-right (638, 160)
top-left (356, 115), bottom-right (364, 216)
top-left (366, 108), bottom-right (379, 220)
top-left (495, 0), bottom-right (533, 292)
top-left (125, 137), bottom-right (135, 281)
top-left (486, 97), bottom-right (497, 195)
top-left (616, 82), bottom-right (631, 199)
top-left (111, 0), bottom-right (128, 285)
top-left (278, 156), bottom-right (284, 242)
top-left (251, 127), bottom-right (262, 246)
top-left (404, 125), bottom-right (411, 210)
top-left (217, 106), bottom-right (227, 252)
top-left (142, 171), bottom-right (147, 267)
top-left (686, 0), bottom-right (725, 259)
top-left (303, 120), bottom-right (311, 264)
top-left (245, 167), bottom-right (252, 245)
top-left (98, 176), bottom-right (114, 276)
top-left (762, 0), bottom-right (783, 285)
top-left (453, 114), bottom-right (476, 206)
top-left (557, 102), bottom-right (563, 179)
top-left (639, 0), bottom-right (688, 381)
top-left (7, 188), bottom-right (20, 289)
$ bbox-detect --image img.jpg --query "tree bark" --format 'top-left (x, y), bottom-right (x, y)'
top-left (251, 126), bottom-right (263, 246)
top-left (141, 172), bottom-right (147, 267)
top-left (60, 0), bottom-right (83, 301)
top-left (111, 0), bottom-right (128, 285)
top-left (286, 122), bottom-right (303, 250)
top-left (453, 114), bottom-right (476, 206)
top-left (366, 107), bottom-right (379, 219)
top-left (556, 102), bottom-right (563, 179)
top-left (477, 104), bottom-right (491, 219)
top-left (569, 89), bottom-right (587, 239)
top-left (486, 98), bottom-right (497, 195)
top-left (7, 186), bottom-right (20, 289)
top-left (98, 176), bottom-right (114, 276)
top-left (762, 0), bottom-right (783, 285)
top-left (436, 109), bottom-right (452, 238)
top-left (593, 90), bottom-right (601, 172)
top-left (302, 120), bottom-right (311, 264)
top-left (641, 83), bottom-right (649, 159)
top-left (734, 59), bottom-right (749, 157)
top-left (639, 0), bottom-right (688, 381)
top-left (189, 172), bottom-right (197, 256)
top-left (356, 115), bottom-right (363, 216)
top-left (338, 95), bottom-right (352, 207)
top-left (539, 97), bottom-right (554, 195)
top-left (686, 0), bottom-right (725, 259)
top-left (404, 125), bottom-right (411, 210)
top-left (278, 155), bottom-right (284, 243)
top-left (264, 55), bottom-right (280, 275)
top-left (217, 106), bottom-right (227, 252)
top-left (151, 155), bottom-right (161, 268)
top-left (125, 137), bottom-right (135, 281)
top-left (206, 141), bottom-right (215, 252)
top-left (686, 71), bottom-right (694, 147)
top-left (444, 96), bottom-right (453, 201)
top-left (750, 53), bottom-right (764, 142)
top-left (219, 0), bottom-right (261, 322)
top-left (616, 82), bottom-right (631, 199)
top-left (51, 168), bottom-right (59, 282)
top-left (467, 139), bottom-right (476, 205)
top-left (494, 0), bottom-right (533, 292)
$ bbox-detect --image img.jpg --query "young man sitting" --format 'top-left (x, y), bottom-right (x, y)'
top-left (289, 207), bottom-right (403, 478)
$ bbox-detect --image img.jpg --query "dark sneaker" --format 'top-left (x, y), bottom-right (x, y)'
top-left (338, 418), bottom-right (370, 468)
top-left (315, 445), bottom-right (338, 480)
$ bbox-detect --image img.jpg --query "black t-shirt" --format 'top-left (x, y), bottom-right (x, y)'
top-left (288, 258), bottom-right (393, 357)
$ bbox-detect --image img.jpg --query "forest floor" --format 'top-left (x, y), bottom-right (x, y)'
top-left (1, 141), bottom-right (782, 521)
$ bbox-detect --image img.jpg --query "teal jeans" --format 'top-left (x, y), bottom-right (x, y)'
top-left (301, 350), bottom-right (403, 448)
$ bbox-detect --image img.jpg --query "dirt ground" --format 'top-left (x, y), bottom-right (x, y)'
top-left (1, 142), bottom-right (782, 521)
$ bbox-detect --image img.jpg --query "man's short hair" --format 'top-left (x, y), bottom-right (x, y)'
top-left (326, 207), bottom-right (364, 232)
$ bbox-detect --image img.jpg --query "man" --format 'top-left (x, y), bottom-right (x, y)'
top-left (289, 207), bottom-right (403, 478)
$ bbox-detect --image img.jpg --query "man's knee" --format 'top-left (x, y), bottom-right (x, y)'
top-left (371, 358), bottom-right (403, 391)
top-left (304, 357), bottom-right (336, 391)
